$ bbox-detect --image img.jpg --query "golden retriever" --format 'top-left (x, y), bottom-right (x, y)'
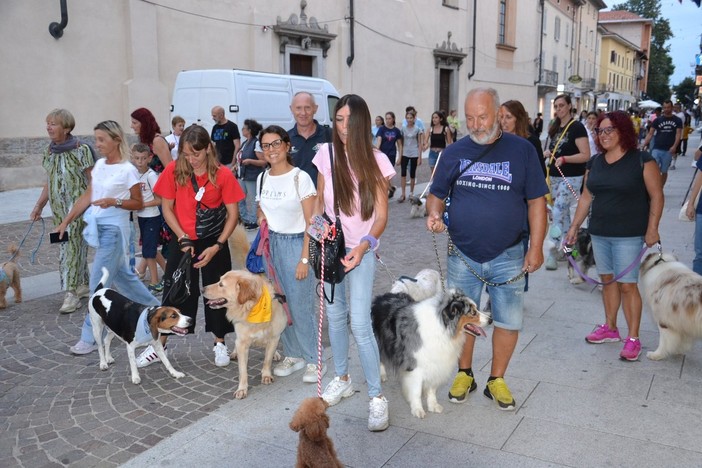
top-left (640, 252), bottom-right (702, 360)
top-left (202, 270), bottom-right (287, 398)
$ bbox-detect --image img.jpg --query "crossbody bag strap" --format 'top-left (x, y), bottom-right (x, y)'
top-left (328, 143), bottom-right (340, 216)
top-left (550, 119), bottom-right (576, 163)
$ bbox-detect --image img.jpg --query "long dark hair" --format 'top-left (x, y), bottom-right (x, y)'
top-left (131, 107), bottom-right (162, 145)
top-left (332, 94), bottom-right (387, 220)
top-left (547, 94), bottom-right (572, 139)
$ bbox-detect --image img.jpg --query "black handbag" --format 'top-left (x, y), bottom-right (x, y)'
top-left (309, 144), bottom-right (346, 303)
top-left (161, 253), bottom-right (192, 305)
top-left (191, 174), bottom-right (227, 239)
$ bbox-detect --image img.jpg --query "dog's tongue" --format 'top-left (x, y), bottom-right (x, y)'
top-left (464, 324), bottom-right (486, 337)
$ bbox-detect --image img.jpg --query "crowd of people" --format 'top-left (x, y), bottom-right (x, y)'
top-left (35, 87), bottom-right (699, 432)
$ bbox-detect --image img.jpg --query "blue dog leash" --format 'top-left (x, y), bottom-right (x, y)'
top-left (8, 218), bottom-right (45, 264)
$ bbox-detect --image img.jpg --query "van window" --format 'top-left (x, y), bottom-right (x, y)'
top-left (327, 95), bottom-right (339, 118)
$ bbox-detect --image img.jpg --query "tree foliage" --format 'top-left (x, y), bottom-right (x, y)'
top-left (672, 77), bottom-right (698, 106)
top-left (610, 0), bottom-right (674, 102)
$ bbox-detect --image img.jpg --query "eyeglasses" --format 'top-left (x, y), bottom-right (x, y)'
top-left (261, 139), bottom-right (284, 151)
top-left (594, 126), bottom-right (616, 135)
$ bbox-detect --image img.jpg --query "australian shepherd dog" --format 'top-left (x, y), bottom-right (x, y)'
top-left (640, 252), bottom-right (702, 360)
top-left (371, 274), bottom-right (491, 418)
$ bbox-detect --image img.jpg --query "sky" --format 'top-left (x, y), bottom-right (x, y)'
top-left (659, 0), bottom-right (701, 85)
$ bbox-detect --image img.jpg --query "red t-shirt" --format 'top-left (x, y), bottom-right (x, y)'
top-left (154, 162), bottom-right (244, 239)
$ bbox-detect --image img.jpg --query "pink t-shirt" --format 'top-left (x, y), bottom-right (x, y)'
top-left (312, 143), bottom-right (396, 248)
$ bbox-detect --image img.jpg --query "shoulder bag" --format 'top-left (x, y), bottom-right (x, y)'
top-left (191, 174), bottom-right (227, 239)
top-left (309, 143), bottom-right (346, 303)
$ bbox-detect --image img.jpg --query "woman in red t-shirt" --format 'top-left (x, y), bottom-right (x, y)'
top-left (138, 125), bottom-right (245, 369)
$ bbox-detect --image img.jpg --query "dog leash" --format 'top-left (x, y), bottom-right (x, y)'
top-left (448, 237), bottom-right (527, 287)
top-left (431, 230), bottom-right (447, 293)
top-left (315, 238), bottom-right (327, 398)
top-left (564, 242), bottom-right (661, 286)
top-left (10, 218), bottom-right (45, 264)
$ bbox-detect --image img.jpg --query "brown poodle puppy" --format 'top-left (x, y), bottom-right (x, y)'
top-left (0, 244), bottom-right (22, 309)
top-left (289, 397), bottom-right (343, 468)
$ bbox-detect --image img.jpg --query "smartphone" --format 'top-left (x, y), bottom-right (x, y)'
top-left (50, 231), bottom-right (69, 243)
top-left (307, 215), bottom-right (327, 242)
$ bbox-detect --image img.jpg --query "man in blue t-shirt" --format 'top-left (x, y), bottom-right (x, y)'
top-left (288, 92), bottom-right (332, 188)
top-left (642, 99), bottom-right (682, 186)
top-left (426, 88), bottom-right (548, 412)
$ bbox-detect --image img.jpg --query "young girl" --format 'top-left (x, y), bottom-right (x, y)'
top-left (399, 110), bottom-right (423, 202)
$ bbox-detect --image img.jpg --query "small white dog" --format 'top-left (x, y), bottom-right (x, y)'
top-left (408, 196), bottom-right (427, 218)
top-left (390, 268), bottom-right (442, 300)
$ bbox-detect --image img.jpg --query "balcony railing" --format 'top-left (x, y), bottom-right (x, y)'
top-left (539, 69), bottom-right (558, 87)
top-left (582, 78), bottom-right (596, 89)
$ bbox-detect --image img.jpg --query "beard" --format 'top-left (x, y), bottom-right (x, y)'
top-left (467, 122), bottom-right (501, 145)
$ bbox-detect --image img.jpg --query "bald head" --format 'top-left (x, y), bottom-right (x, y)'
top-left (211, 106), bottom-right (225, 125)
top-left (291, 92), bottom-right (318, 130)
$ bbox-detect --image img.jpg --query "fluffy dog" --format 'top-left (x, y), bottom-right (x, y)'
top-left (89, 267), bottom-right (191, 384)
top-left (567, 228), bottom-right (596, 285)
top-left (202, 270), bottom-right (287, 399)
top-left (408, 195), bottom-right (427, 218)
top-left (289, 397), bottom-right (343, 468)
top-left (390, 268), bottom-right (442, 299)
top-left (371, 288), bottom-right (491, 418)
top-left (228, 221), bottom-right (251, 270)
top-left (0, 244), bottom-right (22, 309)
top-left (640, 252), bottom-right (702, 360)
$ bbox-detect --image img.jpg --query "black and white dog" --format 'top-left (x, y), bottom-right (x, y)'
top-left (371, 272), bottom-right (491, 418)
top-left (567, 228), bottom-right (596, 285)
top-left (89, 267), bottom-right (191, 384)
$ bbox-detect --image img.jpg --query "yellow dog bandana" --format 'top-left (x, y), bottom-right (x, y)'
top-left (247, 284), bottom-right (272, 323)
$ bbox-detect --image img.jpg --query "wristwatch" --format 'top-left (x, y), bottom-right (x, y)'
top-left (300, 257), bottom-right (309, 265)
top-left (115, 198), bottom-right (123, 207)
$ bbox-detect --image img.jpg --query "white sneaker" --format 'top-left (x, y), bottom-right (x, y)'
top-left (70, 340), bottom-right (97, 355)
top-left (59, 292), bottom-right (81, 314)
top-left (136, 344), bottom-right (165, 368)
top-left (75, 284), bottom-right (91, 299)
top-left (302, 363), bottom-right (328, 383)
top-left (273, 357), bottom-right (305, 377)
top-left (368, 396), bottom-right (389, 432)
top-left (322, 376), bottom-right (355, 406)
top-left (213, 342), bottom-right (230, 367)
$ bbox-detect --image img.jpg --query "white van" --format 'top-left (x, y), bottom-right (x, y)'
top-left (170, 69), bottom-right (340, 133)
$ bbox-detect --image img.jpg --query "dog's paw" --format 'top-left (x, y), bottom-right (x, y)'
top-left (131, 375), bottom-right (142, 385)
top-left (171, 371), bottom-right (185, 379)
top-left (106, 356), bottom-right (115, 365)
top-left (569, 276), bottom-right (584, 285)
top-left (229, 350), bottom-right (238, 360)
top-left (380, 363), bottom-right (387, 382)
top-left (273, 350), bottom-right (282, 362)
top-left (262, 375), bottom-right (274, 385)
top-left (234, 387), bottom-right (248, 399)
top-left (428, 402), bottom-right (444, 414)
top-left (99, 362), bottom-right (109, 371)
top-left (410, 407), bottom-right (426, 419)
top-left (646, 351), bottom-right (666, 361)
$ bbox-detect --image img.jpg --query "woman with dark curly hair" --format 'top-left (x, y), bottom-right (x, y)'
top-left (130, 107), bottom-right (172, 173)
top-left (565, 110), bottom-right (663, 362)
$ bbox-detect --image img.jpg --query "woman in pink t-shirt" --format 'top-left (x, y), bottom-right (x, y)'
top-left (312, 94), bottom-right (396, 432)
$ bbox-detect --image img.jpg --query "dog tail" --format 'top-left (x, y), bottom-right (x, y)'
top-left (228, 222), bottom-right (251, 270)
top-left (96, 267), bottom-right (109, 293)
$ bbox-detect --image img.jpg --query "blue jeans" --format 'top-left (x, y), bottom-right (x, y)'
top-left (239, 179), bottom-right (258, 225)
top-left (323, 250), bottom-right (382, 398)
top-left (695, 214), bottom-right (702, 275)
top-left (448, 242), bottom-right (525, 330)
top-left (265, 231), bottom-right (317, 364)
top-left (80, 224), bottom-right (159, 344)
top-left (590, 235), bottom-right (645, 283)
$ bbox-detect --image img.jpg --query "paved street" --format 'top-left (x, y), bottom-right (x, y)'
top-left (2, 133), bottom-right (702, 467)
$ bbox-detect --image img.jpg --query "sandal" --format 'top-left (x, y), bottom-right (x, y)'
top-left (398, 195), bottom-right (406, 203)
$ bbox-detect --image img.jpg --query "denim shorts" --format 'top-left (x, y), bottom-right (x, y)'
top-left (590, 234), bottom-right (645, 283)
top-left (428, 149), bottom-right (441, 167)
top-left (137, 215), bottom-right (161, 259)
top-left (651, 148), bottom-right (672, 173)
top-left (447, 242), bottom-right (525, 330)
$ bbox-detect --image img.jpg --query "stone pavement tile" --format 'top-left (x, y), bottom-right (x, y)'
top-left (519, 382), bottom-right (702, 451)
top-left (385, 432), bottom-right (564, 468)
top-left (504, 417), bottom-right (702, 467)
top-left (647, 355), bottom-right (702, 410)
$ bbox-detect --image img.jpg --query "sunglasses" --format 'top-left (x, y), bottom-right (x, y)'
top-left (261, 139), bottom-right (284, 151)
top-left (594, 126), bottom-right (616, 135)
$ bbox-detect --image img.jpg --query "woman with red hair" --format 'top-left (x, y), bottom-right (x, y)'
top-left (130, 108), bottom-right (172, 172)
top-left (565, 110), bottom-right (663, 362)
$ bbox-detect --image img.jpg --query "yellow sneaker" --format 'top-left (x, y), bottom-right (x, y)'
top-left (484, 378), bottom-right (516, 411)
top-left (448, 371), bottom-right (477, 403)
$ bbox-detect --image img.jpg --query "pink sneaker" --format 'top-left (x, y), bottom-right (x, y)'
top-left (585, 324), bottom-right (621, 344)
top-left (620, 337), bottom-right (642, 361)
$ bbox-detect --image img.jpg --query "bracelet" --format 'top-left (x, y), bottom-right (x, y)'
top-left (360, 234), bottom-right (378, 252)
top-left (215, 241), bottom-right (225, 250)
top-left (178, 233), bottom-right (189, 242)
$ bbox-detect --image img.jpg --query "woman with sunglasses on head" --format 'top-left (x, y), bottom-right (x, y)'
top-left (313, 94), bottom-right (395, 432)
top-left (55, 120), bottom-right (160, 355)
top-left (137, 125), bottom-right (244, 369)
top-left (255, 126), bottom-right (323, 384)
top-left (565, 111), bottom-right (663, 362)
top-left (543, 95), bottom-right (590, 271)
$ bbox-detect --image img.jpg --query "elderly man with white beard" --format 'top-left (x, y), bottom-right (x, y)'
top-left (426, 88), bottom-right (548, 411)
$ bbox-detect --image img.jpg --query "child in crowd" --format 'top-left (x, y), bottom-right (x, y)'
top-left (131, 143), bottom-right (164, 292)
